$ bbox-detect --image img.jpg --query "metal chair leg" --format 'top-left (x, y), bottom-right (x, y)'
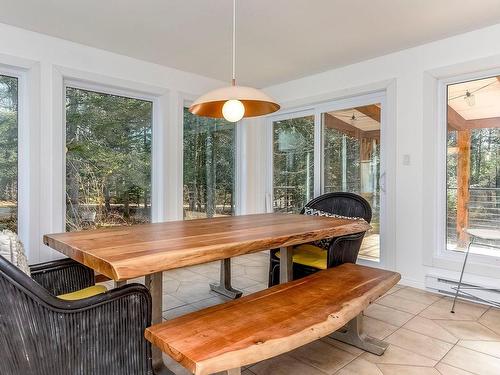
top-left (451, 238), bottom-right (474, 313)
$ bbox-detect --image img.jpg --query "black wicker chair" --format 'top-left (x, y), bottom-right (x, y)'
top-left (0, 255), bottom-right (153, 375)
top-left (269, 192), bottom-right (372, 286)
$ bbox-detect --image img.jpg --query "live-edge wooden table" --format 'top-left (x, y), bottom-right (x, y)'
top-left (44, 213), bottom-right (370, 374)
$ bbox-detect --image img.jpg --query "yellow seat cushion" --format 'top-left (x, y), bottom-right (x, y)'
top-left (276, 244), bottom-right (327, 270)
top-left (58, 285), bottom-right (107, 301)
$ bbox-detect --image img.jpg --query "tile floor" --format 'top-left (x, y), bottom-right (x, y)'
top-left (109, 251), bottom-right (500, 375)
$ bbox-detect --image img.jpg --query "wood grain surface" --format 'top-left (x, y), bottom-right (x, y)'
top-left (43, 213), bottom-right (370, 281)
top-left (145, 263), bottom-right (400, 375)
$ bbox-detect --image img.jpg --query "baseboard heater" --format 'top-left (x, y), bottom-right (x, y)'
top-left (426, 274), bottom-right (500, 307)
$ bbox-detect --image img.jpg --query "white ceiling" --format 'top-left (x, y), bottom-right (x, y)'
top-left (2, 0), bottom-right (500, 87)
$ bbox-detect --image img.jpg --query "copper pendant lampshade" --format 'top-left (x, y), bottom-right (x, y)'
top-left (189, 0), bottom-right (280, 122)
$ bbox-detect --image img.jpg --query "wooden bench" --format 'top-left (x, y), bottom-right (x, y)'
top-left (145, 263), bottom-right (400, 375)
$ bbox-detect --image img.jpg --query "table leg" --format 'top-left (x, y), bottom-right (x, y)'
top-left (279, 246), bottom-right (293, 283)
top-left (330, 314), bottom-right (388, 355)
top-left (114, 281), bottom-right (126, 288)
top-left (210, 259), bottom-right (243, 299)
top-left (145, 272), bottom-right (174, 375)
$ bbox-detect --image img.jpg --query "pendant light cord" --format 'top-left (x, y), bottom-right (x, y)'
top-left (232, 0), bottom-right (236, 86)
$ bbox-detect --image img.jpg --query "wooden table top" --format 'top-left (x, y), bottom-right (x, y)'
top-left (43, 213), bottom-right (370, 281)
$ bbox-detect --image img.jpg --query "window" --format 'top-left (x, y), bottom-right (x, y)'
top-left (323, 105), bottom-right (381, 261)
top-left (446, 76), bottom-right (500, 256)
top-left (0, 75), bottom-right (18, 232)
top-left (272, 115), bottom-right (315, 213)
top-left (183, 107), bottom-right (235, 219)
top-left (65, 86), bottom-right (153, 231)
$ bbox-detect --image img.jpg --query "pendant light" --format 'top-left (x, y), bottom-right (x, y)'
top-left (189, 0), bottom-right (280, 122)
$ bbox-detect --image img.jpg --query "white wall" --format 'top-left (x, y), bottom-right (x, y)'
top-left (0, 22), bottom-right (225, 263)
top-left (241, 23), bottom-right (500, 287)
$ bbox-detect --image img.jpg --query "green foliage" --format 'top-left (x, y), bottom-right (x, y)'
top-left (183, 108), bottom-right (235, 219)
top-left (272, 116), bottom-right (315, 213)
top-left (0, 75), bottom-right (18, 232)
top-left (65, 87), bottom-right (152, 230)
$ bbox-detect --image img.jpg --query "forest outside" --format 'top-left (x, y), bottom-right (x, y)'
top-left (183, 107), bottom-right (235, 220)
top-left (65, 87), bottom-right (152, 231)
top-left (0, 75), bottom-right (17, 233)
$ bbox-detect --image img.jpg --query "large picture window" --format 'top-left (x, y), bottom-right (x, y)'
top-left (65, 86), bottom-right (153, 231)
top-left (0, 75), bottom-right (18, 232)
top-left (446, 76), bottom-right (500, 255)
top-left (183, 107), bottom-right (235, 219)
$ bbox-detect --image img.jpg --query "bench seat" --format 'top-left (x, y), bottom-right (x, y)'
top-left (145, 263), bottom-right (400, 375)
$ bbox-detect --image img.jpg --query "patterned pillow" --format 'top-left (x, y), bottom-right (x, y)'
top-left (0, 230), bottom-right (31, 276)
top-left (303, 207), bottom-right (363, 249)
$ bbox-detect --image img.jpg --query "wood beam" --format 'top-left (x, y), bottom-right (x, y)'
top-left (447, 106), bottom-right (467, 131)
top-left (324, 113), bottom-right (363, 138)
top-left (356, 105), bottom-right (381, 122)
top-left (456, 130), bottom-right (471, 248)
top-left (468, 117), bottom-right (500, 129)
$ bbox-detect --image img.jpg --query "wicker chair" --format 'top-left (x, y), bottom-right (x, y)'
top-left (269, 192), bottom-right (372, 286)
top-left (0, 255), bottom-right (153, 375)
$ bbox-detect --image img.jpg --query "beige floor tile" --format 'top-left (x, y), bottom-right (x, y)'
top-left (250, 354), bottom-right (325, 375)
top-left (403, 316), bottom-right (459, 344)
top-left (172, 281), bottom-right (214, 303)
top-left (364, 303), bottom-right (414, 327)
top-left (191, 295), bottom-right (229, 310)
top-left (377, 364), bottom-right (440, 374)
top-left (336, 357), bottom-right (383, 375)
top-left (243, 265), bottom-right (269, 283)
top-left (164, 268), bottom-right (212, 282)
top-left (162, 354), bottom-right (191, 375)
top-left (162, 278), bottom-right (181, 293)
top-left (288, 340), bottom-right (355, 374)
top-left (383, 284), bottom-right (405, 296)
top-left (361, 344), bottom-right (437, 367)
top-left (479, 308), bottom-right (500, 335)
top-left (385, 328), bottom-right (453, 361)
top-left (243, 283), bottom-right (268, 294)
top-left (376, 294), bottom-right (429, 314)
top-left (434, 320), bottom-right (500, 341)
top-left (434, 363), bottom-right (475, 375)
top-left (420, 298), bottom-right (487, 321)
top-left (457, 340), bottom-right (500, 359)
top-left (162, 293), bottom-right (187, 310)
top-left (321, 336), bottom-right (365, 356)
top-left (442, 346), bottom-right (500, 375)
top-left (362, 316), bottom-right (399, 340)
top-left (392, 287), bottom-right (442, 306)
top-left (163, 304), bottom-right (197, 320)
top-left (231, 276), bottom-right (260, 289)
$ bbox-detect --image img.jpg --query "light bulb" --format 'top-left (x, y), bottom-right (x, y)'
top-left (222, 99), bottom-right (245, 122)
top-left (464, 90), bottom-right (475, 107)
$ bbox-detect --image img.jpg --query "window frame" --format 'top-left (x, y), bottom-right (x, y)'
top-left (435, 70), bottom-right (500, 270)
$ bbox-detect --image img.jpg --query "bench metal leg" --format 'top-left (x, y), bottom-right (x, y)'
top-left (114, 280), bottom-right (126, 288)
top-left (210, 259), bottom-right (243, 299)
top-left (226, 368), bottom-right (241, 375)
top-left (330, 314), bottom-right (389, 356)
top-left (279, 246), bottom-right (293, 283)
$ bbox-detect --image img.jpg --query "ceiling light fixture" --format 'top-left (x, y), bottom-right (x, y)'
top-left (189, 0), bottom-right (280, 122)
top-left (464, 90), bottom-right (475, 107)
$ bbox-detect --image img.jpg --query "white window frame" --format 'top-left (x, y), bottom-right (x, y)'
top-left (423, 57), bottom-right (500, 279)
top-left (52, 67), bottom-right (168, 237)
top-left (0, 54), bottom-right (40, 262)
top-left (180, 96), bottom-right (241, 218)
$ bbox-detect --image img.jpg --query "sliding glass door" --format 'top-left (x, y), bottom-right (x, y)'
top-left (269, 92), bottom-right (388, 265)
top-left (322, 103), bottom-right (382, 262)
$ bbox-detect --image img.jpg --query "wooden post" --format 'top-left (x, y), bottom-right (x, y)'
top-left (456, 130), bottom-right (471, 248)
